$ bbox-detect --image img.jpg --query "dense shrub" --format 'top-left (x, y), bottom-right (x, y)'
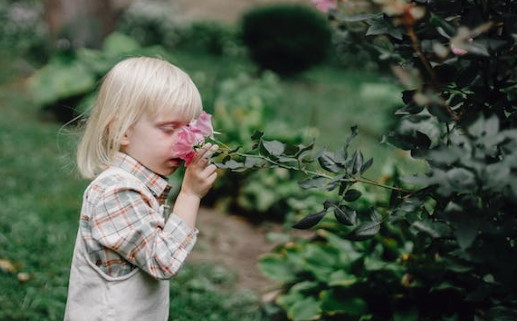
top-left (174, 21), bottom-right (243, 57)
top-left (216, 0), bottom-right (517, 320)
top-left (241, 4), bottom-right (332, 76)
top-left (0, 0), bottom-right (49, 65)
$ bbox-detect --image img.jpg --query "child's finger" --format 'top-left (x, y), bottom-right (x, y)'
top-left (193, 143), bottom-right (213, 163)
top-left (202, 164), bottom-right (218, 176)
top-left (198, 144), bottom-right (218, 162)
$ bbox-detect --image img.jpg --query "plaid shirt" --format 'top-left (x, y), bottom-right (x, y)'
top-left (79, 152), bottom-right (197, 279)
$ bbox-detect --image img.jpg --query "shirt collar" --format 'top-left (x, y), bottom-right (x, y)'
top-left (112, 152), bottom-right (172, 202)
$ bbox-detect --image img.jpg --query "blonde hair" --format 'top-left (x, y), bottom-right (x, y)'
top-left (76, 56), bottom-right (202, 179)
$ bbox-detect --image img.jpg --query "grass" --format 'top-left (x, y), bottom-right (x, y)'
top-left (0, 79), bottom-right (263, 321)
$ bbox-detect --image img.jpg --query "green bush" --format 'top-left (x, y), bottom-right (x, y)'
top-left (175, 21), bottom-right (244, 57)
top-left (217, 0), bottom-right (517, 320)
top-left (241, 4), bottom-right (332, 76)
top-left (29, 32), bottom-right (172, 123)
top-left (207, 72), bottom-right (313, 220)
top-left (116, 0), bottom-right (180, 48)
top-left (0, 1), bottom-right (49, 65)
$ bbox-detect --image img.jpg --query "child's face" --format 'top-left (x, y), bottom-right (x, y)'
top-left (120, 110), bottom-right (191, 176)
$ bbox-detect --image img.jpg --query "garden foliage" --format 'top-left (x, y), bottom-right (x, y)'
top-left (29, 32), bottom-right (171, 123)
top-left (241, 4), bottom-right (332, 76)
top-left (216, 0), bottom-right (517, 320)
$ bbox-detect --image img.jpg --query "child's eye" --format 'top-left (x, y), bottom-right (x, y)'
top-left (160, 126), bottom-right (176, 133)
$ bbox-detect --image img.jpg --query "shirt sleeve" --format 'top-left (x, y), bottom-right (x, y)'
top-left (90, 186), bottom-right (198, 280)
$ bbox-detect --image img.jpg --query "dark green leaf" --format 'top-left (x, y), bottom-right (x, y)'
top-left (295, 142), bottom-right (315, 158)
top-left (320, 290), bottom-right (366, 315)
top-left (366, 16), bottom-right (403, 40)
top-left (244, 156), bottom-right (260, 168)
top-left (429, 14), bottom-right (456, 37)
top-left (360, 158), bottom-right (374, 174)
top-left (319, 152), bottom-right (341, 173)
top-left (446, 168), bottom-right (476, 191)
top-left (370, 209), bottom-right (382, 222)
top-left (395, 103), bottom-right (425, 115)
top-left (348, 221), bottom-right (381, 240)
top-left (220, 160), bottom-right (243, 170)
top-left (298, 176), bottom-right (327, 189)
top-left (258, 254), bottom-right (296, 282)
top-left (292, 210), bottom-right (327, 229)
top-left (348, 151), bottom-right (363, 175)
top-left (344, 189), bottom-right (362, 202)
top-left (343, 126), bottom-right (358, 159)
top-left (412, 221), bottom-right (451, 238)
top-left (455, 224), bottom-right (478, 250)
top-left (228, 146), bottom-right (241, 153)
top-left (323, 200), bottom-right (339, 209)
top-left (334, 205), bottom-right (357, 226)
top-left (251, 131), bottom-right (264, 140)
top-left (428, 103), bottom-right (453, 122)
top-left (343, 13), bottom-right (378, 22)
top-left (262, 140), bottom-right (285, 156)
top-left (277, 156), bottom-right (298, 163)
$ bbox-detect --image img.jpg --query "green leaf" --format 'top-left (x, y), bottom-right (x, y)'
top-left (348, 151), bottom-right (363, 175)
top-left (258, 253), bottom-right (296, 282)
top-left (348, 221), bottom-right (381, 240)
top-left (343, 13), bottom-right (378, 22)
top-left (412, 221), bottom-right (451, 238)
top-left (263, 140), bottom-right (285, 156)
top-left (292, 210), bottom-right (327, 229)
top-left (343, 126), bottom-right (359, 159)
top-left (344, 189), bottom-right (362, 202)
top-left (429, 14), bottom-right (456, 37)
top-left (299, 176), bottom-right (327, 189)
top-left (366, 16), bottom-right (403, 40)
top-left (220, 160), bottom-right (244, 170)
top-left (360, 158), bottom-right (374, 174)
top-left (287, 297), bottom-right (321, 321)
top-left (103, 32), bottom-right (141, 56)
top-left (393, 309), bottom-right (419, 321)
top-left (328, 270), bottom-right (357, 287)
top-left (446, 168), bottom-right (476, 191)
top-left (295, 141), bottom-right (315, 158)
top-left (455, 224), bottom-right (478, 250)
top-left (334, 205), bottom-right (357, 226)
top-left (320, 290), bottom-right (366, 316)
top-left (319, 152), bottom-right (341, 173)
top-left (30, 59), bottom-right (96, 105)
top-left (250, 131), bottom-right (264, 140)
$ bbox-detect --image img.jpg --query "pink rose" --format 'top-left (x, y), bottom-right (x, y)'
top-left (190, 111), bottom-right (213, 138)
top-left (311, 0), bottom-right (336, 12)
top-left (171, 111), bottom-right (214, 166)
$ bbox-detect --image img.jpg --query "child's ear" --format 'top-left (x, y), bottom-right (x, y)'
top-left (119, 131), bottom-right (130, 147)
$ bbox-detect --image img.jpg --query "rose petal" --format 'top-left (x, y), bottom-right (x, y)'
top-left (190, 111), bottom-right (213, 137)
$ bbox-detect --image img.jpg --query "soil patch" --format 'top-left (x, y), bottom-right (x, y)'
top-left (189, 207), bottom-right (283, 294)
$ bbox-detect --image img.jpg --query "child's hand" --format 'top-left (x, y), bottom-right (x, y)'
top-left (181, 143), bottom-right (219, 199)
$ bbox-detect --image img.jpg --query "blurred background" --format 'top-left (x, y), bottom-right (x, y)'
top-left (0, 0), bottom-right (419, 320)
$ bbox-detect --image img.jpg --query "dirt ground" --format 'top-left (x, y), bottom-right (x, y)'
top-left (189, 207), bottom-right (282, 294)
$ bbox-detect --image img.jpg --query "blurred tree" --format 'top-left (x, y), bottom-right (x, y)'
top-left (44, 0), bottom-right (128, 49)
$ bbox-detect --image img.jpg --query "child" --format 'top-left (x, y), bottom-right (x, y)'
top-left (64, 57), bottom-right (218, 321)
